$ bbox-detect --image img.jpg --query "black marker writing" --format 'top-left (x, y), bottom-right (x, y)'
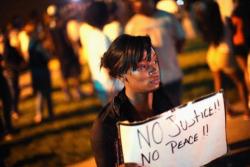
top-left (165, 133), bottom-right (199, 154)
top-left (137, 122), bottom-right (163, 149)
top-left (141, 149), bottom-right (159, 165)
top-left (203, 124), bottom-right (209, 136)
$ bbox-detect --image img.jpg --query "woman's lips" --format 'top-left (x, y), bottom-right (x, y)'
top-left (150, 75), bottom-right (160, 84)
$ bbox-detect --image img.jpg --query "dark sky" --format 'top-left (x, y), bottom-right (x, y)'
top-left (0, 0), bottom-right (66, 27)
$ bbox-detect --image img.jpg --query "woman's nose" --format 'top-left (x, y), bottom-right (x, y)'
top-left (148, 64), bottom-right (158, 76)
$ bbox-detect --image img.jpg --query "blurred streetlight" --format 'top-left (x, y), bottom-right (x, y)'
top-left (47, 4), bottom-right (57, 16)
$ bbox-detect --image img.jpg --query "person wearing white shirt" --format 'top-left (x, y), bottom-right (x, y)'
top-left (80, 1), bottom-right (123, 106)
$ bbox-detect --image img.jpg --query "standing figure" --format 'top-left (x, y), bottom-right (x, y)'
top-left (192, 0), bottom-right (250, 119)
top-left (80, 1), bottom-right (123, 106)
top-left (49, 11), bottom-right (83, 101)
top-left (91, 34), bottom-right (173, 167)
top-left (0, 31), bottom-right (13, 140)
top-left (231, 0), bottom-right (250, 94)
top-left (26, 22), bottom-right (54, 123)
top-left (4, 25), bottom-right (26, 120)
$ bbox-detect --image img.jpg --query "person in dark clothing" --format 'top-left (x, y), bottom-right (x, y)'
top-left (0, 57), bottom-right (13, 140)
top-left (0, 62), bottom-right (13, 137)
top-left (231, 0), bottom-right (250, 94)
top-left (49, 15), bottom-right (83, 101)
top-left (192, 0), bottom-right (250, 119)
top-left (3, 32), bottom-right (25, 120)
top-left (26, 22), bottom-right (54, 123)
top-left (0, 32), bottom-right (13, 140)
top-left (91, 34), bottom-right (173, 167)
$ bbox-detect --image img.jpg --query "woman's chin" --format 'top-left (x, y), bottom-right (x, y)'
top-left (150, 82), bottom-right (160, 91)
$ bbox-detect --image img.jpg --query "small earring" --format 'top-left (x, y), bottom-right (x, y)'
top-left (120, 76), bottom-right (126, 82)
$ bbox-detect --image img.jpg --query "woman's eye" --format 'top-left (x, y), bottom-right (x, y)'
top-left (137, 65), bottom-right (147, 71)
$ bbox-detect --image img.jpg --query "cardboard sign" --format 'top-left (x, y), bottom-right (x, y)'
top-left (118, 91), bottom-right (227, 167)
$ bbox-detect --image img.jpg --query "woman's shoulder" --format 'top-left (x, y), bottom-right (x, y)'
top-left (94, 89), bottom-right (127, 124)
top-left (95, 103), bottom-right (117, 125)
top-left (91, 104), bottom-right (117, 140)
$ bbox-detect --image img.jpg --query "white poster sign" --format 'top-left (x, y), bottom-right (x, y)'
top-left (118, 91), bottom-right (227, 167)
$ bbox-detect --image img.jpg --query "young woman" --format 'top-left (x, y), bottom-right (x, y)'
top-left (91, 34), bottom-right (173, 167)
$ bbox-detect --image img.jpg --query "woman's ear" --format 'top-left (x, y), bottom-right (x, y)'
top-left (119, 76), bottom-right (125, 83)
top-left (119, 75), bottom-right (127, 83)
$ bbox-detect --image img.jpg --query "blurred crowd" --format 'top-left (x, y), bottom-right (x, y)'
top-left (0, 0), bottom-right (250, 141)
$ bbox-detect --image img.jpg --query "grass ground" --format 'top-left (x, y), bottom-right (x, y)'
top-left (0, 37), bottom-right (239, 167)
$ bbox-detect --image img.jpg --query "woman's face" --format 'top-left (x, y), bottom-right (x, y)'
top-left (123, 48), bottom-right (160, 93)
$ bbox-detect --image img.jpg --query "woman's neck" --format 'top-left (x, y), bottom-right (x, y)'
top-left (125, 89), bottom-right (153, 118)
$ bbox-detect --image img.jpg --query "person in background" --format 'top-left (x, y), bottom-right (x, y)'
top-left (48, 9), bottom-right (83, 102)
top-left (26, 21), bottom-right (54, 123)
top-left (66, 17), bottom-right (82, 62)
top-left (91, 34), bottom-right (173, 167)
top-left (125, 0), bottom-right (185, 107)
top-left (80, 1), bottom-right (123, 106)
top-left (192, 0), bottom-right (250, 119)
top-left (4, 21), bottom-right (26, 120)
top-left (231, 0), bottom-right (250, 96)
top-left (0, 31), bottom-right (13, 141)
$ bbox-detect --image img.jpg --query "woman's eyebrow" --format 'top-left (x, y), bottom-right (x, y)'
top-left (152, 53), bottom-right (157, 58)
top-left (137, 59), bottom-right (147, 65)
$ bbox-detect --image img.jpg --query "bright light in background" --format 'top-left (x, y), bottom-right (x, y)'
top-left (177, 0), bottom-right (184, 6)
top-left (47, 4), bottom-right (57, 16)
top-left (157, 0), bottom-right (179, 14)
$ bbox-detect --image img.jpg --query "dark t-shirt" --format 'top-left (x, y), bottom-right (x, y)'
top-left (91, 87), bottom-right (174, 167)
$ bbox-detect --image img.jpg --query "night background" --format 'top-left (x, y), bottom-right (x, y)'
top-left (0, 0), bottom-right (83, 29)
top-left (0, 0), bottom-right (250, 166)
